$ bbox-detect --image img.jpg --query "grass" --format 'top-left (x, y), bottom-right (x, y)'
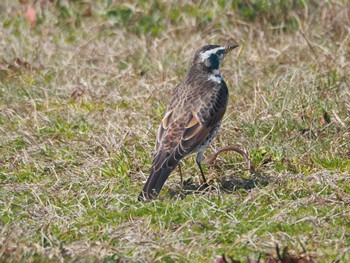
top-left (0, 0), bottom-right (349, 262)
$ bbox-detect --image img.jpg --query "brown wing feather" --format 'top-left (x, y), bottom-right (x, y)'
top-left (157, 110), bottom-right (173, 149)
top-left (174, 106), bottom-right (226, 161)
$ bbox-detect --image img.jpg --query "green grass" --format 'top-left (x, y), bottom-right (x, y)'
top-left (0, 0), bottom-right (349, 262)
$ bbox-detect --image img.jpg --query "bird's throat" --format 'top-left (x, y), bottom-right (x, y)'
top-left (208, 69), bottom-right (223, 84)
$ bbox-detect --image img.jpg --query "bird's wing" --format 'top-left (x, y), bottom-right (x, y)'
top-left (139, 81), bottom-right (228, 199)
top-left (156, 105), bottom-right (225, 167)
top-left (158, 80), bottom-right (228, 163)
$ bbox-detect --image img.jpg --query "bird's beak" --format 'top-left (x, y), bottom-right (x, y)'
top-left (225, 44), bottom-right (239, 54)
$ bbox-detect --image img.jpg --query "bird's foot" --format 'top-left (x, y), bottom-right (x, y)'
top-left (179, 178), bottom-right (193, 187)
top-left (198, 182), bottom-right (220, 193)
top-left (198, 182), bottom-right (209, 191)
top-left (182, 178), bottom-right (193, 187)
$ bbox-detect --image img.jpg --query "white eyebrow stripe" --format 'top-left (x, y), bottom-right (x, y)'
top-left (200, 47), bottom-right (225, 61)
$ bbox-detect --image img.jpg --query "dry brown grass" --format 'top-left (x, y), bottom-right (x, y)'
top-left (0, 0), bottom-right (349, 262)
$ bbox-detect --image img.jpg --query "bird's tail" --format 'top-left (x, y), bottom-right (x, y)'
top-left (138, 165), bottom-right (175, 201)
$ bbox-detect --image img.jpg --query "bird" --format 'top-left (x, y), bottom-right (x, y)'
top-left (138, 44), bottom-right (239, 201)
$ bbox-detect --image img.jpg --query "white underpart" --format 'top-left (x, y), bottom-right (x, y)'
top-left (208, 69), bottom-right (223, 83)
top-left (200, 47), bottom-right (225, 62)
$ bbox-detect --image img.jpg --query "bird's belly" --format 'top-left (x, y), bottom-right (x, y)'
top-left (194, 121), bottom-right (222, 154)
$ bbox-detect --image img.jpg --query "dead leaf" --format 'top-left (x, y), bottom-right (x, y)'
top-left (71, 86), bottom-right (86, 102)
top-left (0, 62), bottom-right (9, 71)
top-left (40, 0), bottom-right (55, 5)
top-left (82, 5), bottom-right (92, 17)
top-left (24, 6), bottom-right (37, 28)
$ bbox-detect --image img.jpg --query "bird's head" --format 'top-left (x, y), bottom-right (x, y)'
top-left (191, 44), bottom-right (239, 71)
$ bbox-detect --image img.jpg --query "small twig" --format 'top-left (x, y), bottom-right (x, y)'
top-left (300, 30), bottom-right (319, 61)
top-left (204, 146), bottom-right (255, 174)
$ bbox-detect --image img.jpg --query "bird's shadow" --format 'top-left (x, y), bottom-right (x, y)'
top-left (168, 171), bottom-right (271, 199)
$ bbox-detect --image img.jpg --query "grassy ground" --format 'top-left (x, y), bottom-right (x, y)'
top-left (0, 0), bottom-right (349, 262)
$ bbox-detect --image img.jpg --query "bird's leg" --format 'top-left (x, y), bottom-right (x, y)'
top-left (178, 162), bottom-right (183, 186)
top-left (196, 152), bottom-right (208, 187)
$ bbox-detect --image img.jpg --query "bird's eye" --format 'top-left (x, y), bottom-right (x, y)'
top-left (216, 50), bottom-right (225, 59)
